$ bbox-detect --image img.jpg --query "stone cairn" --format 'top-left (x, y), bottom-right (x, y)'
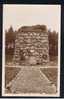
top-left (13, 28), bottom-right (49, 66)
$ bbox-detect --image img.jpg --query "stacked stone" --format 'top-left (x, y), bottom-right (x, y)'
top-left (13, 35), bottom-right (20, 65)
top-left (13, 31), bottom-right (49, 66)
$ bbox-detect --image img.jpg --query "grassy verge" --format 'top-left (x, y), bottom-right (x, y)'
top-left (5, 67), bottom-right (20, 87)
top-left (40, 68), bottom-right (57, 87)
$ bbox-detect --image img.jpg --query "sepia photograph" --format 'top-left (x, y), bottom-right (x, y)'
top-left (2, 4), bottom-right (61, 96)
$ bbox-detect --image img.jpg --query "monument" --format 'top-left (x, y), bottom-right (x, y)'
top-left (13, 25), bottom-right (49, 66)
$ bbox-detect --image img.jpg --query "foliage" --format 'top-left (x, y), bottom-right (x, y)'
top-left (48, 30), bottom-right (58, 61)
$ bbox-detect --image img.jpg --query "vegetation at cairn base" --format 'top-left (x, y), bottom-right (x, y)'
top-left (5, 25), bottom-right (58, 62)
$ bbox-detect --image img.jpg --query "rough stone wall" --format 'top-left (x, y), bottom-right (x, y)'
top-left (13, 32), bottom-right (49, 66)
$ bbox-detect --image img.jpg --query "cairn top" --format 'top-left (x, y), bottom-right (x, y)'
top-left (18, 25), bottom-right (48, 33)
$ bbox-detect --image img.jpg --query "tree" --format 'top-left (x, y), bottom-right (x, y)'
top-left (5, 26), bottom-right (16, 62)
top-left (48, 30), bottom-right (58, 61)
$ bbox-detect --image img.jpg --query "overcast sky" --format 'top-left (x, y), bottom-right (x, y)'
top-left (3, 5), bottom-right (61, 33)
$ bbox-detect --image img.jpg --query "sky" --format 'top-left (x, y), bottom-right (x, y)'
top-left (3, 5), bottom-right (61, 33)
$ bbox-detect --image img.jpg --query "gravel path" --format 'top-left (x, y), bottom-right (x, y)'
top-left (6, 67), bottom-right (56, 94)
